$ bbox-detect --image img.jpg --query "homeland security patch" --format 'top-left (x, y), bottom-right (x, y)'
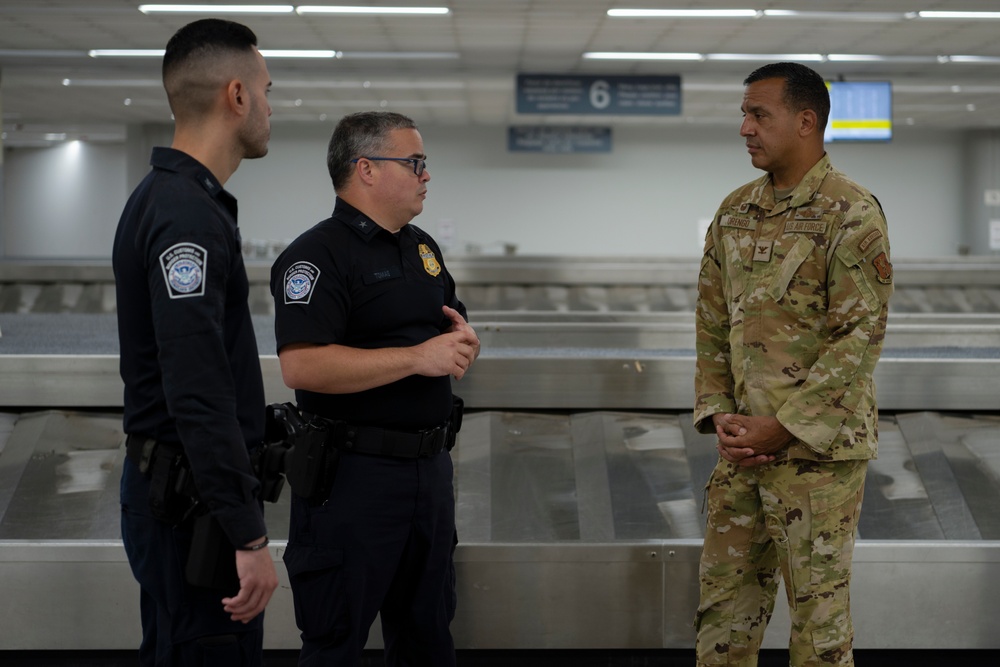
top-left (160, 242), bottom-right (206, 299)
top-left (284, 261), bottom-right (320, 304)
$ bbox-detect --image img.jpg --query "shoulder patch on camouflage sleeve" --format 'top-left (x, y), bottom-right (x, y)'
top-left (872, 252), bottom-right (893, 284)
top-left (858, 229), bottom-right (883, 256)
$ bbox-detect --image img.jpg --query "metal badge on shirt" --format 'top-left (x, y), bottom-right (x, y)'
top-left (160, 243), bottom-right (206, 299)
top-left (419, 244), bottom-right (442, 277)
top-left (284, 261), bottom-right (321, 304)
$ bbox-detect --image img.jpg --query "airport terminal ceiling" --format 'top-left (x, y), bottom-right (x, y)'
top-left (2, 0), bottom-right (1000, 146)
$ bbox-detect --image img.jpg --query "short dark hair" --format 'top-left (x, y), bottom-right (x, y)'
top-left (162, 18), bottom-right (259, 120)
top-left (744, 62), bottom-right (830, 132)
top-left (327, 111), bottom-right (419, 192)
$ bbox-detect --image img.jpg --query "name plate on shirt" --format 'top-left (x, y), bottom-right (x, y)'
top-left (363, 265), bottom-right (403, 285)
top-left (784, 220), bottom-right (828, 234)
top-left (720, 214), bottom-right (757, 231)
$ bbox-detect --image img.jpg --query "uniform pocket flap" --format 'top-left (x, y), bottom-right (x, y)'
top-left (765, 235), bottom-right (815, 302)
top-left (282, 544), bottom-right (344, 578)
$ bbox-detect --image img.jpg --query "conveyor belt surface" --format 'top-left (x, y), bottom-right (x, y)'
top-left (2, 258), bottom-right (999, 651)
top-left (1, 409), bottom-right (999, 651)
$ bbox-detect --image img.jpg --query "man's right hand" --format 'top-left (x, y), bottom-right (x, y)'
top-left (221, 544), bottom-right (279, 623)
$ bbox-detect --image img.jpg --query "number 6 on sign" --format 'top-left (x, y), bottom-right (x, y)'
top-left (590, 80), bottom-right (611, 109)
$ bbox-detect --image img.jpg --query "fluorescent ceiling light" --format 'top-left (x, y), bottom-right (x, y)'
top-left (63, 78), bottom-right (161, 86)
top-left (608, 9), bottom-right (758, 18)
top-left (139, 4), bottom-right (293, 13)
top-left (583, 52), bottom-right (703, 61)
top-left (259, 49), bottom-right (338, 58)
top-left (763, 10), bottom-right (905, 21)
top-left (89, 49), bottom-right (164, 57)
top-left (917, 11), bottom-right (1000, 19)
top-left (826, 54), bottom-right (940, 63)
top-left (706, 53), bottom-right (824, 62)
top-left (296, 5), bottom-right (449, 15)
top-left (338, 51), bottom-right (459, 59)
top-left (946, 55), bottom-right (1000, 64)
top-left (89, 49), bottom-right (338, 59)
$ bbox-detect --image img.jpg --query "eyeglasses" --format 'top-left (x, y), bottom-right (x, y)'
top-left (351, 156), bottom-right (427, 176)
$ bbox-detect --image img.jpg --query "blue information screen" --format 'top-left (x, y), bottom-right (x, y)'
top-left (517, 74), bottom-right (681, 116)
top-left (825, 81), bottom-right (892, 143)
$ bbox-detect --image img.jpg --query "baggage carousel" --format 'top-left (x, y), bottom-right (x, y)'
top-left (1, 256), bottom-right (999, 651)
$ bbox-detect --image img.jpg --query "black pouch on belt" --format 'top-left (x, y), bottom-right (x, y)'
top-left (185, 510), bottom-right (239, 593)
top-left (146, 443), bottom-right (198, 525)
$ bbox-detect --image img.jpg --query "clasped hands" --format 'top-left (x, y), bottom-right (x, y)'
top-left (712, 413), bottom-right (795, 468)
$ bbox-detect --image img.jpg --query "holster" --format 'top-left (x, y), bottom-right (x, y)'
top-left (265, 402), bottom-right (339, 505)
top-left (126, 436), bottom-right (198, 525)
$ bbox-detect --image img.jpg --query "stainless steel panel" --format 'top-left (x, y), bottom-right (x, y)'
top-left (3, 409), bottom-right (1000, 650)
top-left (3, 539), bottom-right (999, 650)
top-left (0, 354), bottom-right (124, 407)
top-left (454, 543), bottom-right (665, 649)
top-left (0, 541), bottom-right (301, 650)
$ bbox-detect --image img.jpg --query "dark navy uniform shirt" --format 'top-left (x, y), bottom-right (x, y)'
top-left (113, 147), bottom-right (266, 546)
top-left (270, 197), bottom-right (466, 431)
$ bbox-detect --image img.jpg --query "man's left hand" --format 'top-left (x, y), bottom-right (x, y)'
top-left (442, 305), bottom-right (481, 369)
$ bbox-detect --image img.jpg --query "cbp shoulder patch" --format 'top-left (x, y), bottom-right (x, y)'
top-left (160, 243), bottom-right (206, 299)
top-left (284, 261), bottom-right (321, 304)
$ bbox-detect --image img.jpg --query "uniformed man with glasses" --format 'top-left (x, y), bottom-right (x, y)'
top-left (270, 111), bottom-right (479, 666)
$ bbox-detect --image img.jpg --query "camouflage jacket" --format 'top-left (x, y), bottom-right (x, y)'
top-left (694, 154), bottom-right (892, 461)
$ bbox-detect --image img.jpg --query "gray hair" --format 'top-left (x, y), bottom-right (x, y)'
top-left (327, 111), bottom-right (419, 192)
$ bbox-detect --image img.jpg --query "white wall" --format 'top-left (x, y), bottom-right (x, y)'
top-left (1, 123), bottom-right (967, 259)
top-left (2, 141), bottom-right (126, 259)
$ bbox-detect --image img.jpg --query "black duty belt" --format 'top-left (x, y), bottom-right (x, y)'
top-left (323, 420), bottom-right (453, 459)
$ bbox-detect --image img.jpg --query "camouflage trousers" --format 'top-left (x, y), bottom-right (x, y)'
top-left (694, 458), bottom-right (867, 667)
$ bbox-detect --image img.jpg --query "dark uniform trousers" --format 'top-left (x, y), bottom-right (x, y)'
top-left (121, 459), bottom-right (264, 667)
top-left (283, 448), bottom-right (458, 667)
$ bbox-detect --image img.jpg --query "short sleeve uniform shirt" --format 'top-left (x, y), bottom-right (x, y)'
top-left (271, 198), bottom-right (466, 431)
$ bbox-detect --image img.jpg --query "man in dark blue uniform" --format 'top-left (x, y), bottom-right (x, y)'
top-left (270, 111), bottom-right (480, 666)
top-left (113, 18), bottom-right (278, 666)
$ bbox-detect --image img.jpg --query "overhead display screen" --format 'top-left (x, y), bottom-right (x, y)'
top-left (824, 81), bottom-right (892, 143)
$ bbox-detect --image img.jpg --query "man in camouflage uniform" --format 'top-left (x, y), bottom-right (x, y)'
top-left (693, 62), bottom-right (892, 666)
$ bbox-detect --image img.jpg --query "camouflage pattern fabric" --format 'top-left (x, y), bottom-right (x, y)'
top-left (694, 154), bottom-right (892, 462)
top-left (695, 458), bottom-right (867, 666)
top-left (693, 154), bottom-right (890, 665)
